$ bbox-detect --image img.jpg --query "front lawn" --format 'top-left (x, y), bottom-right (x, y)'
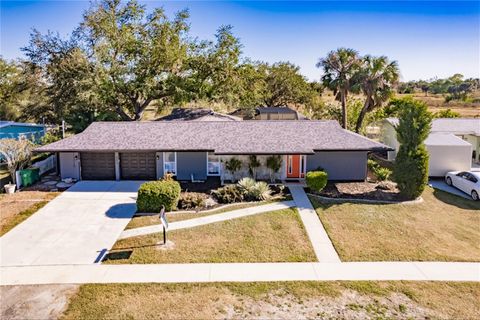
top-left (0, 191), bottom-right (59, 236)
top-left (105, 208), bottom-right (316, 263)
top-left (62, 281), bottom-right (480, 319)
top-left (126, 200), bottom-right (290, 229)
top-left (310, 187), bottom-right (480, 262)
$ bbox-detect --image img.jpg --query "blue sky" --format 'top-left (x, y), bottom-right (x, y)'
top-left (1, 1), bottom-right (479, 81)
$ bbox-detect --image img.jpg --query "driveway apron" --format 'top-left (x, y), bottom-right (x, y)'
top-left (0, 181), bottom-right (142, 266)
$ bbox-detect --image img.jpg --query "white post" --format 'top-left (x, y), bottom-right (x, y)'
top-left (61, 120), bottom-right (65, 139)
top-left (115, 152), bottom-right (120, 181)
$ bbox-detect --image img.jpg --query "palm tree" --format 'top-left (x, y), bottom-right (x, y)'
top-left (354, 55), bottom-right (400, 133)
top-left (317, 48), bottom-right (360, 129)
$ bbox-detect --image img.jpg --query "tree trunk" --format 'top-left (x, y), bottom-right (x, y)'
top-left (355, 99), bottom-right (370, 133)
top-left (340, 89), bottom-right (347, 129)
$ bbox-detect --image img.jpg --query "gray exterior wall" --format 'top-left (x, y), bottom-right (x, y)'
top-left (307, 151), bottom-right (368, 181)
top-left (176, 152), bottom-right (207, 181)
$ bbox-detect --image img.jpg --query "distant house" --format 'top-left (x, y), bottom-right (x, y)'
top-left (36, 120), bottom-right (391, 182)
top-left (255, 107), bottom-right (308, 120)
top-left (380, 118), bottom-right (480, 176)
top-left (0, 121), bottom-right (45, 142)
top-left (158, 108), bottom-right (242, 122)
top-left (231, 106), bottom-right (308, 120)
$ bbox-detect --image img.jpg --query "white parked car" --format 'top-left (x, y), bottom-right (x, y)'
top-left (445, 171), bottom-right (480, 201)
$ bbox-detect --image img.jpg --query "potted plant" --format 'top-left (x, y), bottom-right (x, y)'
top-left (0, 138), bottom-right (33, 194)
top-left (4, 182), bottom-right (16, 194)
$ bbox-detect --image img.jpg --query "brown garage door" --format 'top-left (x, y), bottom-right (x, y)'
top-left (120, 152), bottom-right (156, 180)
top-left (81, 152), bottom-right (115, 180)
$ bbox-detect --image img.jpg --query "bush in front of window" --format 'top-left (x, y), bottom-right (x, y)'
top-left (137, 179), bottom-right (181, 212)
top-left (305, 171), bottom-right (328, 192)
top-left (211, 185), bottom-right (244, 204)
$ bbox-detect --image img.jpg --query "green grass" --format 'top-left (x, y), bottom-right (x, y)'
top-left (310, 187), bottom-right (480, 262)
top-left (105, 208), bottom-right (316, 264)
top-left (61, 281), bottom-right (480, 320)
top-left (0, 201), bottom-right (48, 236)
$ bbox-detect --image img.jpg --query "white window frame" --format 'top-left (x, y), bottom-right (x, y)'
top-left (163, 152), bottom-right (177, 176)
top-left (207, 152), bottom-right (221, 176)
top-left (300, 155), bottom-right (306, 177)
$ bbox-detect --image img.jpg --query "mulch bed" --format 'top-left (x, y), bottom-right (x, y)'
top-left (308, 181), bottom-right (407, 202)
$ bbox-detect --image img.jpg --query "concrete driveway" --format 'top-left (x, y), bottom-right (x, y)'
top-left (0, 181), bottom-right (143, 266)
top-left (428, 179), bottom-right (472, 200)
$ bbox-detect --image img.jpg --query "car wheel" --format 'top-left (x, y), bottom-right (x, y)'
top-left (446, 177), bottom-right (452, 186)
top-left (472, 190), bottom-right (479, 201)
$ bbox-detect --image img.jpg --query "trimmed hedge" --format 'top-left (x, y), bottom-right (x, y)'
top-left (136, 179), bottom-right (181, 212)
top-left (306, 171), bottom-right (328, 192)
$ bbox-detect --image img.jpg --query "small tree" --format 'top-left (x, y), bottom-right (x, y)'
top-left (266, 155), bottom-right (282, 183)
top-left (392, 98), bottom-right (432, 200)
top-left (0, 138), bottom-right (34, 185)
top-left (225, 157), bottom-right (242, 182)
top-left (248, 155), bottom-right (261, 179)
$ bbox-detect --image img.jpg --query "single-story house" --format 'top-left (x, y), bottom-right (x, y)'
top-left (380, 118), bottom-right (480, 176)
top-left (35, 120), bottom-right (391, 182)
top-left (254, 107), bottom-right (308, 120)
top-left (158, 108), bottom-right (242, 122)
top-left (0, 121), bottom-right (46, 142)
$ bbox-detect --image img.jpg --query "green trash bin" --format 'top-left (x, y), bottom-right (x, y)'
top-left (19, 168), bottom-right (40, 187)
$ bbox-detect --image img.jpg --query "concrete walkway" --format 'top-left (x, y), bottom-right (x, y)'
top-left (119, 201), bottom-right (295, 239)
top-left (288, 186), bottom-right (341, 263)
top-left (1, 262), bottom-right (478, 285)
top-left (0, 181), bottom-right (142, 266)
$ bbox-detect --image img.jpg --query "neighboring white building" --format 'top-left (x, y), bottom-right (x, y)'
top-left (424, 133), bottom-right (472, 177)
top-left (380, 118), bottom-right (480, 177)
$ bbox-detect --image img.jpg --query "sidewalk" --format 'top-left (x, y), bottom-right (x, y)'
top-left (1, 262), bottom-right (478, 285)
top-left (288, 185), bottom-right (341, 263)
top-left (119, 201), bottom-right (295, 239)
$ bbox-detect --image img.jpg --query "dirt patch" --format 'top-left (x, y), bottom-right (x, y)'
top-left (312, 181), bottom-right (404, 202)
top-left (224, 289), bottom-right (439, 319)
top-left (61, 282), bottom-right (479, 319)
top-left (1, 285), bottom-right (79, 320)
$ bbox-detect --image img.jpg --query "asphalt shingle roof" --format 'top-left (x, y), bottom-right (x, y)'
top-left (36, 120), bottom-right (391, 154)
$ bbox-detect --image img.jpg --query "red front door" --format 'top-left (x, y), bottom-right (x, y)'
top-left (286, 155), bottom-right (305, 178)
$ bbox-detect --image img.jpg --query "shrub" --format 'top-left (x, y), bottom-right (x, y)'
top-left (375, 167), bottom-right (392, 181)
top-left (178, 192), bottom-right (206, 210)
top-left (212, 185), bottom-right (243, 204)
top-left (392, 98), bottom-right (432, 200)
top-left (305, 171), bottom-right (328, 192)
top-left (237, 177), bottom-right (273, 201)
top-left (248, 155), bottom-right (261, 179)
top-left (251, 181), bottom-right (272, 201)
top-left (237, 177), bottom-right (256, 195)
top-left (266, 155), bottom-right (282, 182)
top-left (368, 159), bottom-right (392, 181)
top-left (367, 159), bottom-right (379, 171)
top-left (136, 179), bottom-right (181, 212)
